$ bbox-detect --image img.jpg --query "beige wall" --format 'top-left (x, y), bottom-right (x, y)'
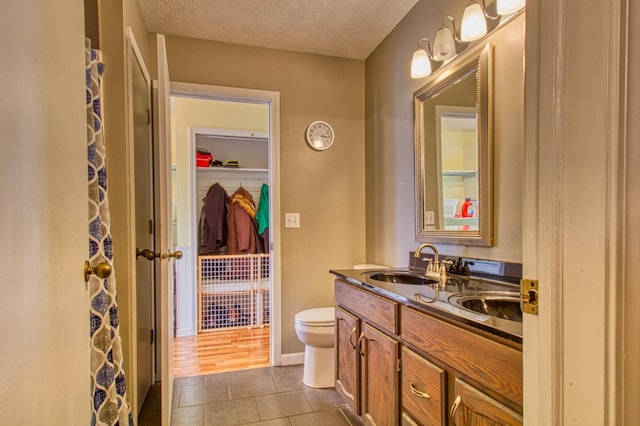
top-left (365, 0), bottom-right (525, 266)
top-left (159, 36), bottom-right (366, 354)
top-left (1, 0), bottom-right (90, 423)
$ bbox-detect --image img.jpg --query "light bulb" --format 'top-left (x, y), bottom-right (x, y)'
top-left (411, 48), bottom-right (432, 78)
top-left (433, 26), bottom-right (456, 61)
top-left (461, 2), bottom-right (487, 42)
top-left (497, 0), bottom-right (525, 15)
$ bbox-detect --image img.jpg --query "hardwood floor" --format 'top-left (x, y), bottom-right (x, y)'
top-left (173, 326), bottom-right (271, 377)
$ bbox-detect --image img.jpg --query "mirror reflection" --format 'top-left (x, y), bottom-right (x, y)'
top-left (414, 43), bottom-right (493, 246)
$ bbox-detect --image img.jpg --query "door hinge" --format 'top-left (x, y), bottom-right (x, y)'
top-left (520, 278), bottom-right (539, 315)
top-left (147, 108), bottom-right (151, 125)
top-left (150, 329), bottom-right (155, 344)
top-left (148, 219), bottom-right (153, 235)
top-left (397, 358), bottom-right (402, 372)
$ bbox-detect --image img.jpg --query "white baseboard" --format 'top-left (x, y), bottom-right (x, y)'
top-left (175, 327), bottom-right (196, 338)
top-left (280, 352), bottom-right (304, 366)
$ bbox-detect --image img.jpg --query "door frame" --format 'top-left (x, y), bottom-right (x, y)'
top-left (170, 81), bottom-right (282, 365)
top-left (124, 27), bottom-right (154, 417)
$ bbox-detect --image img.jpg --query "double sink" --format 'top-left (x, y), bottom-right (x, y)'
top-left (365, 271), bottom-right (522, 323)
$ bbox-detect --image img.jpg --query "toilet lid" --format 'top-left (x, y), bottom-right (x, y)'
top-left (295, 307), bottom-right (335, 326)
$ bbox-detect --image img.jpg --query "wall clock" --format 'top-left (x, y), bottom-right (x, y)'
top-left (305, 120), bottom-right (334, 151)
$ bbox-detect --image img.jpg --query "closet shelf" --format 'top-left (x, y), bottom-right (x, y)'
top-left (444, 217), bottom-right (478, 225)
top-left (196, 167), bottom-right (268, 174)
top-left (442, 169), bottom-right (477, 177)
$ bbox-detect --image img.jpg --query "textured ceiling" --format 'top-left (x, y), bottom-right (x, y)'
top-left (136, 0), bottom-right (419, 60)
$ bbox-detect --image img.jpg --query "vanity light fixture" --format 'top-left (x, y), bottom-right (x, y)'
top-left (497, 0), bottom-right (526, 16)
top-left (461, 1), bottom-right (494, 42)
top-left (411, 38), bottom-right (434, 79)
top-left (433, 16), bottom-right (460, 61)
top-left (411, 0), bottom-right (524, 78)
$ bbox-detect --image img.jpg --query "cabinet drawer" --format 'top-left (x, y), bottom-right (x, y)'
top-left (401, 307), bottom-right (522, 408)
top-left (335, 279), bottom-right (398, 334)
top-left (401, 347), bottom-right (446, 426)
top-left (451, 379), bottom-right (522, 426)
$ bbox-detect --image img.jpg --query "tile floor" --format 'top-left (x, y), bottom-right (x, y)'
top-left (169, 365), bottom-right (363, 426)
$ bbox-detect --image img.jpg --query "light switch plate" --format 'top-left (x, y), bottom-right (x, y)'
top-left (285, 213), bottom-right (300, 228)
top-left (425, 211), bottom-right (435, 225)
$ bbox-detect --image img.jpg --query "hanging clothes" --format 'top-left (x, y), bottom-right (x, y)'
top-left (256, 183), bottom-right (270, 252)
top-left (227, 186), bottom-right (258, 255)
top-left (199, 182), bottom-right (230, 255)
top-left (86, 40), bottom-right (133, 426)
top-left (256, 183), bottom-right (269, 234)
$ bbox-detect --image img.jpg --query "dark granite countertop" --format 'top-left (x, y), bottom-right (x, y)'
top-left (330, 267), bottom-right (523, 346)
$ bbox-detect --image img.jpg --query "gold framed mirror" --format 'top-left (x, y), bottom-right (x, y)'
top-left (414, 43), bottom-right (493, 246)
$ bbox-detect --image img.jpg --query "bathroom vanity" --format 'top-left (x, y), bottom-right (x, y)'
top-left (331, 266), bottom-right (523, 426)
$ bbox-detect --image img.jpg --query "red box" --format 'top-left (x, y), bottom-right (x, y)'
top-left (196, 151), bottom-right (213, 167)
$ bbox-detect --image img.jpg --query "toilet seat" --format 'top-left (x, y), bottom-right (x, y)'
top-left (295, 307), bottom-right (335, 327)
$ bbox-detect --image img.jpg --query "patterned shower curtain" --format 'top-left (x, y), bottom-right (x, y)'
top-left (86, 40), bottom-right (134, 426)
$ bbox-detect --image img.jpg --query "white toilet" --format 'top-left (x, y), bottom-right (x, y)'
top-left (294, 307), bottom-right (336, 388)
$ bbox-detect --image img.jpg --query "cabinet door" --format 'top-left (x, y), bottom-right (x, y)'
top-left (361, 323), bottom-right (399, 426)
top-left (450, 379), bottom-right (522, 426)
top-left (401, 347), bottom-right (446, 426)
top-left (335, 306), bottom-right (360, 414)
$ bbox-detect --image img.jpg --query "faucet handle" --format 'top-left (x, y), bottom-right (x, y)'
top-left (461, 260), bottom-right (474, 276)
top-left (439, 260), bottom-right (453, 278)
top-left (448, 258), bottom-right (460, 274)
top-left (426, 259), bottom-right (436, 272)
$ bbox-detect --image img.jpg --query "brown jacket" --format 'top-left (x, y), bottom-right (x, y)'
top-left (227, 187), bottom-right (257, 255)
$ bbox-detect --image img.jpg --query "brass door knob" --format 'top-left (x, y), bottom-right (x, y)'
top-left (136, 248), bottom-right (160, 261)
top-left (137, 248), bottom-right (182, 261)
top-left (84, 260), bottom-right (112, 281)
top-left (161, 250), bottom-right (183, 260)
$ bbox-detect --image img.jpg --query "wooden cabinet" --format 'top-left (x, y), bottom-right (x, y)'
top-left (334, 279), bottom-right (522, 426)
top-left (401, 306), bottom-right (522, 426)
top-left (335, 280), bottom-right (399, 426)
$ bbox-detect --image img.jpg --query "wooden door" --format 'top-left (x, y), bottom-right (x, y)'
top-left (361, 323), bottom-right (399, 426)
top-left (335, 306), bottom-right (360, 414)
top-left (523, 1), bottom-right (626, 423)
top-left (156, 33), bottom-right (175, 426)
top-left (130, 35), bottom-right (154, 414)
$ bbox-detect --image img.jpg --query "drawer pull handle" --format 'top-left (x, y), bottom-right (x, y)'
top-left (409, 382), bottom-right (431, 399)
top-left (349, 326), bottom-right (357, 349)
top-left (356, 332), bottom-right (366, 356)
top-left (449, 395), bottom-right (462, 424)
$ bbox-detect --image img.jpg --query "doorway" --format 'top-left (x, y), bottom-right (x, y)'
top-left (169, 84), bottom-right (281, 377)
